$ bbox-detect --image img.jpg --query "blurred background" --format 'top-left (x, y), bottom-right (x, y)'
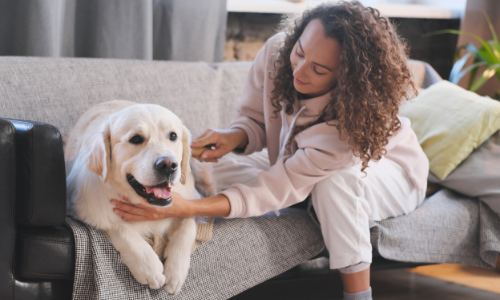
top-left (1, 0), bottom-right (498, 97)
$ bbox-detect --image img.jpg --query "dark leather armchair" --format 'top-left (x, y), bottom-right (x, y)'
top-left (1, 118), bottom-right (74, 300)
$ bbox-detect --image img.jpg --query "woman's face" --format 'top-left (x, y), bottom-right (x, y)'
top-left (290, 19), bottom-right (342, 98)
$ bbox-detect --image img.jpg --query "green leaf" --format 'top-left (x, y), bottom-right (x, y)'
top-left (468, 56), bottom-right (482, 89)
top-left (470, 64), bottom-right (500, 92)
top-left (474, 44), bottom-right (497, 65)
top-left (427, 29), bottom-right (499, 64)
top-left (484, 13), bottom-right (500, 59)
top-left (454, 44), bottom-right (469, 62)
top-left (452, 61), bottom-right (487, 84)
top-left (450, 52), bottom-right (472, 83)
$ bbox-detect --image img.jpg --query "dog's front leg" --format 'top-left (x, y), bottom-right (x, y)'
top-left (163, 217), bottom-right (197, 295)
top-left (106, 226), bottom-right (166, 289)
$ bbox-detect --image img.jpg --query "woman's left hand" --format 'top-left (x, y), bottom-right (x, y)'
top-left (111, 192), bottom-right (192, 221)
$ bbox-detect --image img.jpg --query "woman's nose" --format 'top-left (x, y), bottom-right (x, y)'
top-left (293, 60), bottom-right (306, 78)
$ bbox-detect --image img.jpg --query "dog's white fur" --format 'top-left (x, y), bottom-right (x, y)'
top-left (66, 100), bottom-right (198, 294)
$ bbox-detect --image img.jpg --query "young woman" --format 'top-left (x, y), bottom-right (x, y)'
top-left (111, 1), bottom-right (429, 299)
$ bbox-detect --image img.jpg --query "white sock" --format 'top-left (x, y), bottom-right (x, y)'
top-left (343, 287), bottom-right (372, 300)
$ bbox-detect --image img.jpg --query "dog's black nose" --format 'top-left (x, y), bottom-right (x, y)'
top-left (154, 156), bottom-right (178, 175)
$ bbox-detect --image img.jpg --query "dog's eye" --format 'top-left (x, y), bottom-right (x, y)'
top-left (129, 135), bottom-right (144, 145)
top-left (169, 132), bottom-right (177, 141)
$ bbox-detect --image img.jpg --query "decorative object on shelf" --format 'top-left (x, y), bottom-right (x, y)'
top-left (430, 13), bottom-right (500, 100)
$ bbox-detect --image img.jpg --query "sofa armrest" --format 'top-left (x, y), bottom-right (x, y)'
top-left (0, 119), bottom-right (16, 299)
top-left (408, 60), bottom-right (443, 89)
top-left (4, 119), bottom-right (66, 226)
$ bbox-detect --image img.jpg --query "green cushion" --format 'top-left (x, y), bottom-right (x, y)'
top-left (400, 80), bottom-right (500, 180)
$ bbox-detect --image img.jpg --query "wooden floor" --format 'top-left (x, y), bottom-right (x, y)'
top-left (231, 264), bottom-right (500, 300)
top-left (408, 264), bottom-right (500, 294)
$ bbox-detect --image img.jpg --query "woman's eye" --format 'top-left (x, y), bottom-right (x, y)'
top-left (129, 135), bottom-right (144, 145)
top-left (314, 67), bottom-right (326, 75)
top-left (169, 132), bottom-right (177, 141)
top-left (296, 49), bottom-right (304, 57)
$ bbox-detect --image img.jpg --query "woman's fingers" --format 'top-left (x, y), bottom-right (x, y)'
top-left (113, 207), bottom-right (144, 221)
top-left (191, 130), bottom-right (219, 161)
top-left (112, 199), bottom-right (145, 213)
top-left (118, 194), bottom-right (132, 203)
top-left (111, 198), bottom-right (168, 221)
top-left (191, 129), bottom-right (218, 148)
top-left (199, 148), bottom-right (225, 161)
top-left (111, 192), bottom-right (192, 221)
top-left (111, 199), bottom-right (149, 221)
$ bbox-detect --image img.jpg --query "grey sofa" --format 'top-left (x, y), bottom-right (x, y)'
top-left (1, 56), bottom-right (497, 300)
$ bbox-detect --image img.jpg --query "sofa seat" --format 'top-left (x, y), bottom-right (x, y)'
top-left (13, 220), bottom-right (425, 285)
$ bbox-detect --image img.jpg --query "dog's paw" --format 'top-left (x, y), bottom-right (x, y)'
top-left (163, 257), bottom-right (190, 295)
top-left (125, 254), bottom-right (166, 289)
top-left (141, 270), bottom-right (166, 290)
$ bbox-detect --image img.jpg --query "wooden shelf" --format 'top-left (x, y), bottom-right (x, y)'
top-left (227, 0), bottom-right (463, 19)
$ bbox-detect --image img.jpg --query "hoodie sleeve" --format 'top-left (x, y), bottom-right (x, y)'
top-left (225, 33), bottom-right (285, 155)
top-left (221, 123), bottom-right (358, 218)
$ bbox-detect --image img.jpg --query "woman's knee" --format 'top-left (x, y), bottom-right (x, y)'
top-left (311, 166), bottom-right (363, 208)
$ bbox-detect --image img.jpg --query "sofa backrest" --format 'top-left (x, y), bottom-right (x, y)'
top-left (0, 57), bottom-right (440, 140)
top-left (0, 57), bottom-right (252, 139)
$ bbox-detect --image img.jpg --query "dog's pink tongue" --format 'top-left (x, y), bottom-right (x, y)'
top-left (145, 186), bottom-right (172, 199)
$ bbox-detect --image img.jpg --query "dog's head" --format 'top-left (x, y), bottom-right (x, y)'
top-left (86, 104), bottom-right (191, 207)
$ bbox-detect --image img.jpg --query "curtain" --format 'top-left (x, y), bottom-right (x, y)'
top-left (0, 0), bottom-right (227, 63)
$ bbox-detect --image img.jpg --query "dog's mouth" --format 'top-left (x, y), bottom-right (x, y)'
top-left (126, 174), bottom-right (172, 206)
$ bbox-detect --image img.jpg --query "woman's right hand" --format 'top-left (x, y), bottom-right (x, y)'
top-left (191, 128), bottom-right (248, 163)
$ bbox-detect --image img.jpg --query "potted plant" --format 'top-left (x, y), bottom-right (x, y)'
top-left (431, 13), bottom-right (500, 100)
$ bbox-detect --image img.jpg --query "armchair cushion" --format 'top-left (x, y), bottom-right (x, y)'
top-left (15, 225), bottom-right (74, 281)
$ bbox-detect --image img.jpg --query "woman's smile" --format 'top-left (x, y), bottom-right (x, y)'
top-left (294, 77), bottom-right (308, 85)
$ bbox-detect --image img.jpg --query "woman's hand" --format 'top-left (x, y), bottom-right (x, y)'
top-left (111, 192), bottom-right (192, 221)
top-left (111, 193), bottom-right (231, 221)
top-left (191, 128), bottom-right (248, 163)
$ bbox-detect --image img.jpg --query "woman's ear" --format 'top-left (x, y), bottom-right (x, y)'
top-left (180, 125), bottom-right (192, 185)
top-left (87, 122), bottom-right (111, 183)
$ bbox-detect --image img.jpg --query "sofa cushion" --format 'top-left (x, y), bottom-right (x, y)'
top-left (15, 225), bottom-right (74, 281)
top-left (6, 119), bottom-right (66, 226)
top-left (400, 80), bottom-right (500, 180)
top-left (0, 57), bottom-right (251, 139)
top-left (428, 130), bottom-right (500, 216)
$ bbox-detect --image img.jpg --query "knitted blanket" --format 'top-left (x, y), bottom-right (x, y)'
top-left (65, 208), bottom-right (325, 300)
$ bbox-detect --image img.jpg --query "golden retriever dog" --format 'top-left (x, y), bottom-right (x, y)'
top-left (65, 100), bottom-right (199, 295)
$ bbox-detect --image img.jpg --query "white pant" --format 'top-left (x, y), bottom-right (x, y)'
top-left (211, 149), bottom-right (426, 270)
top-left (311, 157), bottom-right (426, 269)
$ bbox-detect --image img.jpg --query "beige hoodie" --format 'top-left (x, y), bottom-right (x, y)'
top-left (221, 33), bottom-right (429, 219)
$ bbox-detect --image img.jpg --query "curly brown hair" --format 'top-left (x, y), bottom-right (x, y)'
top-left (271, 0), bottom-right (415, 172)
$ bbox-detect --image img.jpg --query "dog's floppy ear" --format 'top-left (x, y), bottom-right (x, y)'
top-left (180, 125), bottom-right (191, 185)
top-left (87, 122), bottom-right (111, 183)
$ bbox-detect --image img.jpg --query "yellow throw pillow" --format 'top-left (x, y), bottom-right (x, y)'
top-left (400, 80), bottom-right (500, 180)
